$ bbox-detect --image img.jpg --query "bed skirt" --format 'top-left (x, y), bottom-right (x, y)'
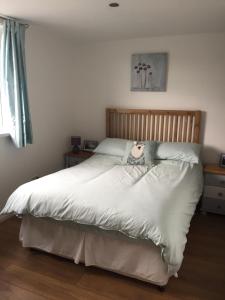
top-left (19, 215), bottom-right (169, 286)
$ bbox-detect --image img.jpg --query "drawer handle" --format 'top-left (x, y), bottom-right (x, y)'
top-left (218, 192), bottom-right (223, 197)
top-left (220, 181), bottom-right (225, 185)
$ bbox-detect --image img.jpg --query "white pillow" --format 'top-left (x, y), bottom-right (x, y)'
top-left (94, 138), bottom-right (128, 156)
top-left (156, 142), bottom-right (201, 164)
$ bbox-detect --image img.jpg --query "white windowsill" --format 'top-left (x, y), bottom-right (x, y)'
top-left (0, 132), bottom-right (9, 137)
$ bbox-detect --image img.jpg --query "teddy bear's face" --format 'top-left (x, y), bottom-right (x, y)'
top-left (131, 142), bottom-right (145, 159)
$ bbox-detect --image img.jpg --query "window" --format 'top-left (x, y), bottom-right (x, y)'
top-left (0, 20), bottom-right (31, 144)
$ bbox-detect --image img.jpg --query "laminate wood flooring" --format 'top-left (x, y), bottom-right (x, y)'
top-left (0, 214), bottom-right (224, 300)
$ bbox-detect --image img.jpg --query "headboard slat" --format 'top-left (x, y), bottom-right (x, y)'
top-left (106, 108), bottom-right (201, 144)
top-left (173, 115), bottom-right (178, 142)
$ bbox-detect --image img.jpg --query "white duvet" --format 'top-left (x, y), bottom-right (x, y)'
top-left (1, 154), bottom-right (203, 275)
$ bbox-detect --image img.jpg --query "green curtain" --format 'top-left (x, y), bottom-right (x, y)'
top-left (0, 19), bottom-right (32, 147)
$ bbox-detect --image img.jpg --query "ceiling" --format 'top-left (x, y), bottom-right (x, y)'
top-left (0, 0), bottom-right (225, 43)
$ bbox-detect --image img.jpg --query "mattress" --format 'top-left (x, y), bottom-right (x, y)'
top-left (1, 153), bottom-right (203, 275)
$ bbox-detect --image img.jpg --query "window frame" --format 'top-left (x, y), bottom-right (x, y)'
top-left (0, 93), bottom-right (9, 136)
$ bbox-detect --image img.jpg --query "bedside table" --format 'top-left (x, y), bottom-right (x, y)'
top-left (201, 164), bottom-right (225, 215)
top-left (64, 151), bottom-right (94, 168)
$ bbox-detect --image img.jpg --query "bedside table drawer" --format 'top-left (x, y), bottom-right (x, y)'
top-left (202, 197), bottom-right (225, 215)
top-left (205, 174), bottom-right (225, 188)
top-left (64, 151), bottom-right (94, 168)
top-left (204, 186), bottom-right (225, 200)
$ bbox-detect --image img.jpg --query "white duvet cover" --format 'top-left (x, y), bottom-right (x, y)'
top-left (1, 154), bottom-right (203, 275)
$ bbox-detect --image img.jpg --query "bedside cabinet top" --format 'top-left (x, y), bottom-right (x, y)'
top-left (204, 164), bottom-right (225, 176)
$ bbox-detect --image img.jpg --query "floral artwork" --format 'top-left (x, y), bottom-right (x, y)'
top-left (131, 53), bottom-right (168, 91)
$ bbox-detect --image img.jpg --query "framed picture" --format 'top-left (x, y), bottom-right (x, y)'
top-left (83, 140), bottom-right (99, 151)
top-left (219, 153), bottom-right (225, 168)
top-left (131, 53), bottom-right (168, 91)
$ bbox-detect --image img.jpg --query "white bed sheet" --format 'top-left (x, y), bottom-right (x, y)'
top-left (1, 154), bottom-right (203, 275)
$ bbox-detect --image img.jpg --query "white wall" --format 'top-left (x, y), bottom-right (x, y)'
top-left (1, 31), bottom-right (225, 211)
top-left (71, 33), bottom-right (225, 164)
top-left (0, 26), bottom-right (75, 209)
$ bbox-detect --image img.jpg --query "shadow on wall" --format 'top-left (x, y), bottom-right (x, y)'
top-left (201, 111), bottom-right (222, 164)
top-left (200, 111), bottom-right (206, 145)
top-left (203, 145), bottom-right (221, 165)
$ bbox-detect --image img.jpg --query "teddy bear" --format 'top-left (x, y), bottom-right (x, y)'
top-left (127, 141), bottom-right (145, 165)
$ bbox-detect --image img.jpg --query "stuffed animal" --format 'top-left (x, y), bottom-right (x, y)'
top-left (127, 141), bottom-right (145, 165)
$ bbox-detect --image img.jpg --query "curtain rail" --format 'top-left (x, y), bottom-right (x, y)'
top-left (0, 14), bottom-right (30, 28)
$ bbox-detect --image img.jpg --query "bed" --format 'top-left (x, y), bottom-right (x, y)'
top-left (1, 108), bottom-right (202, 288)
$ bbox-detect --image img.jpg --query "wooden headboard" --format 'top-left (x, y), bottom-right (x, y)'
top-left (106, 108), bottom-right (201, 144)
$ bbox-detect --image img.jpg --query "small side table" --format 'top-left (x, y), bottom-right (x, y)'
top-left (201, 164), bottom-right (225, 215)
top-left (64, 151), bottom-right (94, 168)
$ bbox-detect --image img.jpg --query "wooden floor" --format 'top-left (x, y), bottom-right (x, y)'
top-left (0, 214), bottom-right (225, 300)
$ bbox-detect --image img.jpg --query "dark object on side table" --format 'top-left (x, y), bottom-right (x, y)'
top-left (71, 136), bottom-right (81, 153)
top-left (83, 140), bottom-right (98, 151)
top-left (219, 153), bottom-right (225, 168)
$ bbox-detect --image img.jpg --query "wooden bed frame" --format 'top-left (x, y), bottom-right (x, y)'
top-left (106, 108), bottom-right (201, 144)
top-left (20, 108), bottom-right (202, 291)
